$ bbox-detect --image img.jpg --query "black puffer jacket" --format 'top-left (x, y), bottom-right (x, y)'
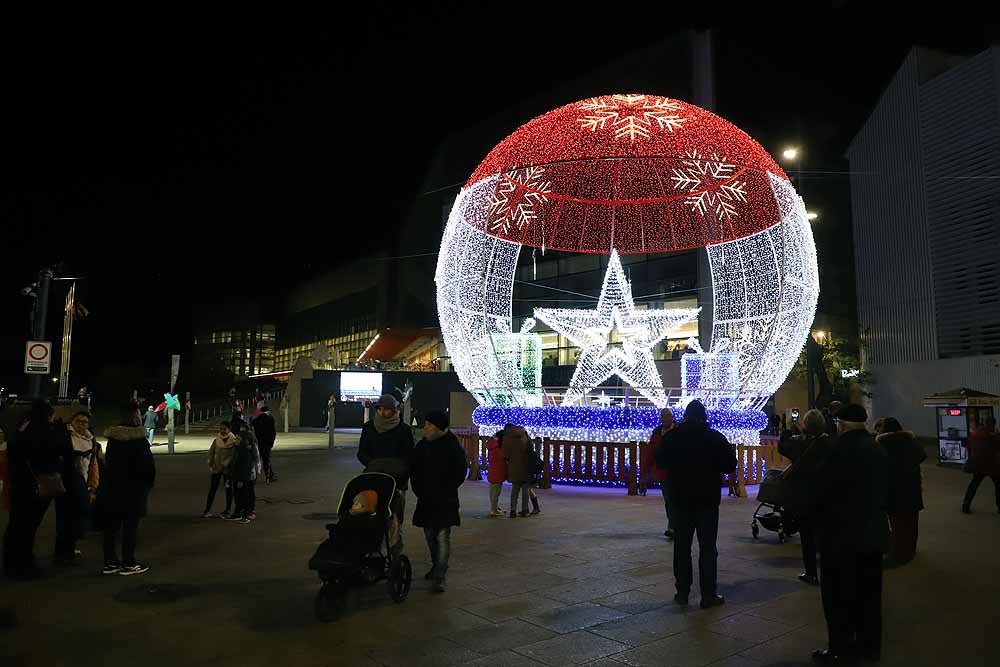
top-left (358, 421), bottom-right (414, 488)
top-left (655, 420), bottom-right (737, 510)
top-left (7, 421), bottom-right (73, 497)
top-left (98, 425), bottom-right (156, 518)
top-left (410, 431), bottom-right (467, 529)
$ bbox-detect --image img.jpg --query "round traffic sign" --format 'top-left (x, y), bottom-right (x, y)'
top-left (27, 343), bottom-right (49, 361)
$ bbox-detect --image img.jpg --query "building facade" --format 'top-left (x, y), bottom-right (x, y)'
top-left (848, 47), bottom-right (1000, 436)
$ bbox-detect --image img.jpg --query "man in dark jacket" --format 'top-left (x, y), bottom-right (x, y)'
top-left (809, 404), bottom-right (889, 663)
top-left (410, 409), bottom-right (467, 593)
top-left (655, 400), bottom-right (737, 609)
top-left (962, 416), bottom-right (1000, 514)
top-left (252, 405), bottom-right (277, 483)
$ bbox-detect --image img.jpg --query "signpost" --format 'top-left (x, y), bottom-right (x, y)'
top-left (24, 341), bottom-right (52, 375)
top-left (168, 355), bottom-right (180, 454)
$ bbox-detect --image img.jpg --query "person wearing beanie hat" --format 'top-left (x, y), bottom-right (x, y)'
top-left (654, 400), bottom-right (737, 611)
top-left (358, 392), bottom-right (414, 551)
top-left (410, 409), bottom-right (467, 593)
top-left (807, 403), bottom-right (889, 663)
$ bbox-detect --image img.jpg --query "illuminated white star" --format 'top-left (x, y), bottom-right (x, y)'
top-left (534, 250), bottom-right (700, 407)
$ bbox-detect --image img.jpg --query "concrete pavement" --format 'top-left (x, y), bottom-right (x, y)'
top-left (2, 432), bottom-right (999, 666)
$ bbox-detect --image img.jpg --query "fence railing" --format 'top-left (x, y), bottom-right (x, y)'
top-left (455, 431), bottom-right (788, 497)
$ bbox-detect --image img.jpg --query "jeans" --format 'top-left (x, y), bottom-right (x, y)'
top-left (509, 482), bottom-right (530, 514)
top-left (260, 444), bottom-right (274, 479)
top-left (54, 475), bottom-right (87, 559)
top-left (234, 481), bottom-right (255, 517)
top-left (489, 483), bottom-right (503, 512)
top-left (423, 526), bottom-right (451, 580)
top-left (820, 548), bottom-right (882, 658)
top-left (963, 473), bottom-right (1000, 511)
top-left (2, 491), bottom-right (51, 574)
top-left (671, 505), bottom-right (720, 597)
top-left (204, 473), bottom-right (232, 514)
top-left (659, 484), bottom-right (673, 532)
top-left (799, 522), bottom-right (818, 578)
top-left (104, 514), bottom-right (141, 566)
top-left (146, 428), bottom-right (155, 444)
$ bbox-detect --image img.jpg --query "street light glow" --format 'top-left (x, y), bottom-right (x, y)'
top-left (782, 147), bottom-right (799, 160)
top-left (806, 211), bottom-right (818, 221)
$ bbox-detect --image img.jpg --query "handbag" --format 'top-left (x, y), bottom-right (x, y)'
top-left (86, 443), bottom-right (101, 498)
top-left (26, 461), bottom-right (66, 498)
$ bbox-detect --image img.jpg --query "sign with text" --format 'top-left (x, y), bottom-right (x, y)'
top-left (24, 341), bottom-right (52, 375)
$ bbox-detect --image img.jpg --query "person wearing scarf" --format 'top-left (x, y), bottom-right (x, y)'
top-left (358, 394), bottom-right (414, 548)
top-left (203, 422), bottom-right (238, 518)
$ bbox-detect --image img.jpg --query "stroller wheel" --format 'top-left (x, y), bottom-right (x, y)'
top-left (387, 554), bottom-right (412, 603)
top-left (314, 583), bottom-right (345, 623)
top-left (751, 522), bottom-right (759, 539)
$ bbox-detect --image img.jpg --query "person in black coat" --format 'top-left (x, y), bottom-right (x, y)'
top-left (655, 400), bottom-right (737, 610)
top-left (779, 409), bottom-right (836, 586)
top-left (97, 401), bottom-right (156, 576)
top-left (252, 405), bottom-right (277, 483)
top-left (358, 395), bottom-right (415, 537)
top-left (410, 409), bottom-right (467, 593)
top-left (807, 404), bottom-right (889, 664)
top-left (2, 400), bottom-right (71, 580)
top-left (875, 417), bottom-right (926, 567)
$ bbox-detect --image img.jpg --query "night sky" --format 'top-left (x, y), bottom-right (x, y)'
top-left (2, 6), bottom-right (996, 395)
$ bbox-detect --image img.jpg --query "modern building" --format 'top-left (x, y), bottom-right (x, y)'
top-left (847, 46), bottom-right (1000, 436)
top-left (192, 303), bottom-right (275, 378)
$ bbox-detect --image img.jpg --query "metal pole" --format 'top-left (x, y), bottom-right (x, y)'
top-left (806, 337), bottom-right (816, 410)
top-left (283, 399), bottom-right (289, 434)
top-left (328, 404), bottom-right (335, 450)
top-left (27, 267), bottom-right (54, 399)
top-left (692, 28), bottom-right (716, 352)
top-left (167, 407), bottom-right (175, 454)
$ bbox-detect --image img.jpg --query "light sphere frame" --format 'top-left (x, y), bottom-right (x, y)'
top-left (435, 94), bottom-right (819, 445)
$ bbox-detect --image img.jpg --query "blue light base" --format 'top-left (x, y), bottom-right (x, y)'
top-left (474, 404), bottom-right (767, 445)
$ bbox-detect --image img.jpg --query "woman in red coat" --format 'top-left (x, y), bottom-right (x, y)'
top-left (486, 429), bottom-right (508, 517)
top-left (645, 408), bottom-right (676, 539)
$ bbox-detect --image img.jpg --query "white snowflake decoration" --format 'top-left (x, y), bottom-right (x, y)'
top-left (488, 165), bottom-right (552, 235)
top-left (577, 94), bottom-right (687, 141)
top-left (534, 250), bottom-right (699, 407)
top-left (670, 150), bottom-right (748, 220)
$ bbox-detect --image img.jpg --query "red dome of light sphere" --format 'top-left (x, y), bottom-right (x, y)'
top-left (465, 94), bottom-right (789, 254)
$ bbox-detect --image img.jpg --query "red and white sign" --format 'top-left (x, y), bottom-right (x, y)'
top-left (25, 341), bottom-right (52, 375)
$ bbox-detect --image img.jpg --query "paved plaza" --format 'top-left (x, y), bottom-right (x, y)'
top-left (2, 433), bottom-right (999, 666)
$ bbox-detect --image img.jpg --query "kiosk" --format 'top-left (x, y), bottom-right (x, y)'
top-left (923, 388), bottom-right (1000, 466)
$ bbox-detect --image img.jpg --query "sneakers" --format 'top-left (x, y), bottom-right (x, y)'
top-left (489, 510), bottom-right (504, 517)
top-left (201, 512), bottom-right (216, 519)
top-left (518, 511), bottom-right (529, 518)
top-left (424, 568), bottom-right (436, 581)
top-left (674, 592), bottom-right (689, 605)
top-left (102, 563), bottom-right (122, 575)
top-left (700, 594), bottom-right (726, 609)
top-left (118, 563), bottom-right (150, 576)
top-left (529, 508), bottom-right (540, 515)
top-left (223, 513), bottom-right (243, 521)
top-left (432, 579), bottom-right (446, 593)
top-left (798, 572), bottom-right (819, 585)
top-left (664, 529), bottom-right (675, 540)
top-left (247, 512), bottom-right (257, 521)
top-left (220, 511), bottom-right (234, 520)
top-left (238, 517), bottom-right (251, 524)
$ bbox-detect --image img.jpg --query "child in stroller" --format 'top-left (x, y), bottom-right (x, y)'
top-left (308, 471), bottom-right (412, 622)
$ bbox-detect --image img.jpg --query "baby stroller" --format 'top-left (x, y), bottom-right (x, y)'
top-left (750, 466), bottom-right (799, 544)
top-left (308, 472), bottom-right (412, 622)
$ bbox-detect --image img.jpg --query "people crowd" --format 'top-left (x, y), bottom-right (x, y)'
top-left (5, 385), bottom-right (996, 665)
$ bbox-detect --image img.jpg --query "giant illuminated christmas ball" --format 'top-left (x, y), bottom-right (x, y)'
top-left (435, 94), bottom-right (818, 444)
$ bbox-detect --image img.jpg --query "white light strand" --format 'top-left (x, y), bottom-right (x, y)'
top-left (534, 250), bottom-right (699, 407)
top-left (706, 172), bottom-right (819, 408)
